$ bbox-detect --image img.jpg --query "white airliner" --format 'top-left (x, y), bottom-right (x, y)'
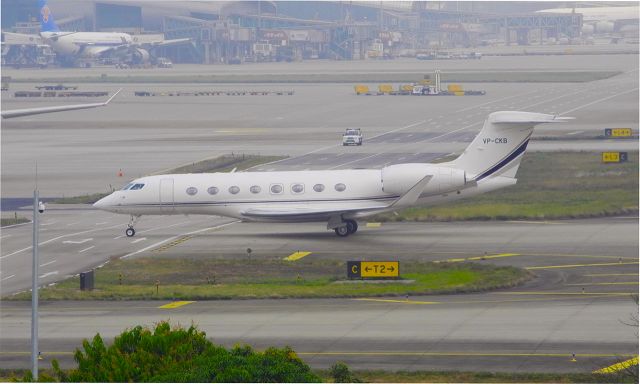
top-left (94, 111), bottom-right (572, 237)
top-left (36, 0), bottom-right (189, 66)
top-left (1, 89), bottom-right (120, 119)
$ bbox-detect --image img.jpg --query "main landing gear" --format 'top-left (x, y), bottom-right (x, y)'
top-left (334, 219), bottom-right (358, 237)
top-left (125, 215), bottom-right (141, 237)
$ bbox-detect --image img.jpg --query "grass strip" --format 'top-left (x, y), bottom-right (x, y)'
top-left (1, 216), bottom-right (30, 227)
top-left (377, 151), bottom-right (638, 222)
top-left (6, 259), bottom-right (530, 300)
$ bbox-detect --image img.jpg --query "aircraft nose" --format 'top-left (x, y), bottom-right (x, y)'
top-left (93, 195), bottom-right (110, 210)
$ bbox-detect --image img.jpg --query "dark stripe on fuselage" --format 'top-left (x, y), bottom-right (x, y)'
top-left (475, 137), bottom-right (530, 181)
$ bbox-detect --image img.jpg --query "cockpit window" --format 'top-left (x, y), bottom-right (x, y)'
top-left (121, 183), bottom-right (134, 190)
top-left (130, 183), bottom-right (145, 190)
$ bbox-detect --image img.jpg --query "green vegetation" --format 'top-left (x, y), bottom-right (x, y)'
top-left (53, 154), bottom-right (286, 204)
top-left (52, 192), bottom-right (111, 205)
top-left (378, 152), bottom-right (638, 222)
top-left (1, 215), bottom-right (30, 227)
top-left (162, 154), bottom-right (286, 174)
top-left (17, 321), bottom-right (319, 382)
top-left (8, 258), bottom-right (529, 300)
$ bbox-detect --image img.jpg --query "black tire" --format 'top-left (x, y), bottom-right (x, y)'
top-left (345, 219), bottom-right (358, 234)
top-left (125, 227), bottom-right (135, 237)
top-left (334, 226), bottom-right (350, 237)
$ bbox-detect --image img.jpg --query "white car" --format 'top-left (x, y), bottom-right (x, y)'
top-left (342, 128), bottom-right (363, 146)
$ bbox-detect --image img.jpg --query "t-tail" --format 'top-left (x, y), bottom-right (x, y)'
top-left (451, 111), bottom-right (573, 181)
top-left (39, 0), bottom-right (60, 32)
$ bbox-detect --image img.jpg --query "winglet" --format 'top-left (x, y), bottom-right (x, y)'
top-left (390, 175), bottom-right (432, 208)
top-left (103, 88), bottom-right (122, 105)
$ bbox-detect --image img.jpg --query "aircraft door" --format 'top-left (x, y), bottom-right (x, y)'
top-left (159, 178), bottom-right (174, 213)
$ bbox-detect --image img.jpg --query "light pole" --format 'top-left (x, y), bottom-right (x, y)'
top-left (31, 190), bottom-right (43, 380)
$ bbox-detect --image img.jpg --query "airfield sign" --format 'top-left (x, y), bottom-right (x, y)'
top-left (348, 261), bottom-right (400, 279)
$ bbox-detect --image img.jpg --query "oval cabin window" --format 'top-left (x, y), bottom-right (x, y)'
top-left (250, 185), bottom-right (261, 194)
top-left (229, 186), bottom-right (240, 194)
top-left (186, 187), bottom-right (198, 196)
top-left (335, 183), bottom-right (346, 192)
top-left (270, 184), bottom-right (283, 194)
top-left (291, 183), bottom-right (304, 194)
top-left (313, 184), bottom-right (325, 192)
top-left (207, 186), bottom-right (219, 195)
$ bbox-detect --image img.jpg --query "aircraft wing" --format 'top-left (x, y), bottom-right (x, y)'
top-left (1, 89), bottom-right (120, 119)
top-left (241, 205), bottom-right (390, 221)
top-left (142, 38), bottom-right (192, 48)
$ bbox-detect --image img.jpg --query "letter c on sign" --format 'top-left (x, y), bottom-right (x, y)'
top-left (351, 265), bottom-right (358, 274)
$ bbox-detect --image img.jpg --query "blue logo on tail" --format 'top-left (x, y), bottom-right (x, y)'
top-left (39, 0), bottom-right (59, 32)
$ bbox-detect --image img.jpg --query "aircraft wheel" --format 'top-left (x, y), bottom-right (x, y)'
top-left (334, 226), bottom-right (350, 237)
top-left (345, 219), bottom-right (358, 234)
top-left (125, 227), bottom-right (136, 237)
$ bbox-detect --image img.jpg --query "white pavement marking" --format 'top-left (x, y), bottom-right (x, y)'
top-left (329, 121), bottom-right (482, 169)
top-left (0, 234), bottom-right (12, 240)
top-left (0, 224), bottom-right (121, 260)
top-left (39, 271), bottom-right (59, 279)
top-left (39, 260), bottom-right (57, 268)
top-left (561, 88), bottom-right (639, 115)
top-left (566, 131), bottom-right (584, 135)
top-left (1, 274), bottom-right (16, 282)
top-left (62, 238), bottom-right (93, 244)
top-left (122, 221), bottom-right (238, 259)
top-left (78, 245), bottom-right (95, 253)
top-left (40, 221), bottom-right (57, 226)
top-left (95, 222), bottom-right (108, 225)
top-left (1, 221), bottom-right (32, 229)
top-left (131, 237), bottom-right (147, 244)
top-left (113, 220), bottom-right (192, 239)
top-left (248, 120), bottom-right (426, 170)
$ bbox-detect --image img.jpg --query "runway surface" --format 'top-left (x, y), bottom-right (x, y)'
top-left (1, 215), bottom-right (638, 372)
top-left (2, 55), bottom-right (638, 198)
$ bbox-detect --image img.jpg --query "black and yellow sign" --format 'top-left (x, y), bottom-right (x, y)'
top-left (604, 128), bottom-right (632, 138)
top-left (602, 152), bottom-right (628, 163)
top-left (348, 261), bottom-right (399, 279)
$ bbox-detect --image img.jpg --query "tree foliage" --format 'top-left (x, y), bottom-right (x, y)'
top-left (49, 321), bottom-right (320, 382)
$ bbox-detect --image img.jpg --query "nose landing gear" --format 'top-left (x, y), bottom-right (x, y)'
top-left (334, 219), bottom-right (358, 237)
top-left (125, 215), bottom-right (141, 237)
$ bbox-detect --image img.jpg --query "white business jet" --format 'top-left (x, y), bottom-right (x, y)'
top-left (94, 111), bottom-right (572, 237)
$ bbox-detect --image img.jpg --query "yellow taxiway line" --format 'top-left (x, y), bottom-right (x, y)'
top-left (584, 273), bottom-right (639, 277)
top-left (593, 356), bottom-right (639, 374)
top-left (526, 261), bottom-right (639, 270)
top-left (296, 351), bottom-right (635, 358)
top-left (158, 301), bottom-right (195, 309)
top-left (284, 251), bottom-right (312, 261)
top-left (495, 291), bottom-right (633, 296)
top-left (366, 222), bottom-right (382, 228)
top-left (565, 282), bottom-right (639, 286)
top-left (437, 253), bottom-right (521, 263)
top-left (353, 298), bottom-right (439, 305)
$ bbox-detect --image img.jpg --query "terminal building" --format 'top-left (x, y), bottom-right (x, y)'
top-left (2, 1), bottom-right (590, 66)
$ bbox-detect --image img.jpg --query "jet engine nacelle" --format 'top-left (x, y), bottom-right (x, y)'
top-left (131, 48), bottom-right (150, 64)
top-left (595, 21), bottom-right (615, 33)
top-left (381, 164), bottom-right (466, 196)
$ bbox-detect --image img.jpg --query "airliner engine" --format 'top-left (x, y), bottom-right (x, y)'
top-left (381, 164), bottom-right (466, 196)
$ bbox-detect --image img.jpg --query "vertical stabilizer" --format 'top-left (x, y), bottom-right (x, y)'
top-left (39, 0), bottom-right (59, 32)
top-left (451, 111), bottom-right (572, 180)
